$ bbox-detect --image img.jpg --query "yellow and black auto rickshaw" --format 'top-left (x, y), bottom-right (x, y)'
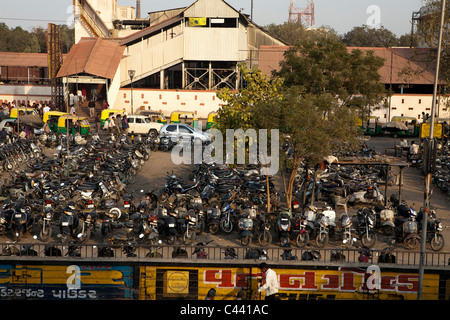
top-left (43, 111), bottom-right (69, 132)
top-left (57, 115), bottom-right (91, 135)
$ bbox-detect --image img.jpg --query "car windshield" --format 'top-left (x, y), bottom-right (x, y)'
top-left (144, 118), bottom-right (150, 123)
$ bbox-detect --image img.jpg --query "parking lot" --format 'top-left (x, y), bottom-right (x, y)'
top-left (1, 132), bottom-right (449, 255)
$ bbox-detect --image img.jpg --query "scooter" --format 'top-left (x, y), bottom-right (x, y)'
top-left (276, 210), bottom-right (292, 245)
top-left (10, 204), bottom-right (35, 242)
top-left (238, 213), bottom-right (254, 246)
top-left (58, 203), bottom-right (83, 244)
top-left (206, 207), bottom-right (221, 235)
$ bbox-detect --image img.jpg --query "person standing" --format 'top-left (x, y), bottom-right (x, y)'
top-left (89, 100), bottom-right (95, 118)
top-left (255, 263), bottom-right (279, 300)
top-left (122, 114), bottom-right (129, 134)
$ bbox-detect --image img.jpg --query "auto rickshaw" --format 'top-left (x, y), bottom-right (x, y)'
top-left (356, 116), bottom-right (382, 136)
top-left (57, 115), bottom-right (91, 135)
top-left (10, 107), bottom-right (39, 119)
top-left (170, 111), bottom-right (198, 127)
top-left (206, 112), bottom-right (218, 129)
top-left (100, 109), bottom-right (125, 126)
top-left (391, 116), bottom-right (419, 137)
top-left (43, 111), bottom-right (69, 132)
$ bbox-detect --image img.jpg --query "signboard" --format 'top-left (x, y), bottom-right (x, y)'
top-left (0, 264), bottom-right (134, 300)
top-left (140, 266), bottom-right (442, 300)
top-left (420, 123), bottom-right (443, 139)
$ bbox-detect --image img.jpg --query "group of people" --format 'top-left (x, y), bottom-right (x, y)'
top-left (103, 113), bottom-right (129, 135)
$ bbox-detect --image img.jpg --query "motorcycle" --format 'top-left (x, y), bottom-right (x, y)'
top-left (355, 207), bottom-right (377, 248)
top-left (77, 210), bottom-right (98, 243)
top-left (417, 208), bottom-right (445, 252)
top-left (315, 214), bottom-right (330, 248)
top-left (392, 207), bottom-right (419, 249)
top-left (276, 210), bottom-right (292, 245)
top-left (294, 206), bottom-right (317, 247)
top-left (238, 213), bottom-right (254, 246)
top-left (102, 212), bottom-right (149, 245)
top-left (10, 202), bottom-right (35, 241)
top-left (58, 203), bottom-right (83, 244)
top-left (206, 207), bottom-right (221, 234)
top-left (38, 201), bottom-right (55, 242)
top-left (183, 210), bottom-right (197, 244)
top-left (339, 213), bottom-right (356, 249)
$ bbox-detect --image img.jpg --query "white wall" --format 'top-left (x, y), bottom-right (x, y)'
top-left (371, 94), bottom-right (450, 122)
top-left (0, 84), bottom-right (52, 105)
top-left (112, 88), bottom-right (223, 118)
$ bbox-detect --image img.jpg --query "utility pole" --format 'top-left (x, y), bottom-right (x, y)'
top-left (417, 0), bottom-right (446, 300)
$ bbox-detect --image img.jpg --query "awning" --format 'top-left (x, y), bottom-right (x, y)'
top-left (56, 37), bottom-right (125, 80)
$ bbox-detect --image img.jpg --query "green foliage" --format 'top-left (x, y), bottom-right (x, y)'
top-left (215, 63), bottom-right (284, 132)
top-left (0, 23), bottom-right (74, 53)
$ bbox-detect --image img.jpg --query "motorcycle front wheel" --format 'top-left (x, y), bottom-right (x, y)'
top-left (430, 234), bottom-right (445, 252)
top-left (296, 232), bottom-right (309, 248)
top-left (240, 235), bottom-right (252, 246)
top-left (40, 226), bottom-right (52, 242)
top-left (208, 223), bottom-right (219, 235)
top-left (183, 229), bottom-right (196, 245)
top-left (315, 232), bottom-right (329, 248)
top-left (220, 218), bottom-right (233, 234)
top-left (361, 230), bottom-right (377, 248)
top-left (404, 234), bottom-right (419, 249)
top-left (257, 231), bottom-right (272, 247)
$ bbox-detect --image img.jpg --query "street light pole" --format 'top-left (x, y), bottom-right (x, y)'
top-left (417, 0), bottom-right (446, 300)
top-left (128, 70), bottom-right (135, 115)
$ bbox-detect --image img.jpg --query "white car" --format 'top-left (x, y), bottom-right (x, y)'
top-left (126, 114), bottom-right (163, 137)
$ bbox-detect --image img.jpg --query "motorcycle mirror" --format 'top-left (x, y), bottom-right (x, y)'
top-left (139, 233), bottom-right (144, 238)
top-left (33, 235), bottom-right (38, 240)
top-left (77, 233), bottom-right (83, 238)
top-left (158, 240), bottom-right (162, 244)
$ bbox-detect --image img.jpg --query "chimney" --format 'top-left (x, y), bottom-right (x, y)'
top-left (136, 0), bottom-right (141, 19)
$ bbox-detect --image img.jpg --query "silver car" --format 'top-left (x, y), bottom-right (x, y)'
top-left (159, 123), bottom-right (212, 143)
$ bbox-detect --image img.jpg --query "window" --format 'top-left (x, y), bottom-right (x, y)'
top-left (179, 125), bottom-right (193, 133)
top-left (128, 118), bottom-right (134, 123)
top-left (165, 125), bottom-right (177, 132)
top-left (136, 118), bottom-right (143, 124)
top-left (144, 118), bottom-right (150, 123)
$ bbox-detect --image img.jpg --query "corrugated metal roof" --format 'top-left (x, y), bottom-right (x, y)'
top-left (56, 37), bottom-right (125, 79)
top-left (259, 46), bottom-right (436, 85)
top-left (0, 52), bottom-right (51, 67)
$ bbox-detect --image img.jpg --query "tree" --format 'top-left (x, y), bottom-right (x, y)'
top-left (270, 36), bottom-right (386, 209)
top-left (265, 21), bottom-right (340, 46)
top-left (341, 25), bottom-right (400, 47)
top-left (415, 0), bottom-right (450, 84)
top-left (253, 87), bottom-right (360, 209)
top-left (278, 36), bottom-right (386, 117)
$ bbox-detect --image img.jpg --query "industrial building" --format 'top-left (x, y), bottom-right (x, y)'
top-left (55, 0), bottom-right (286, 118)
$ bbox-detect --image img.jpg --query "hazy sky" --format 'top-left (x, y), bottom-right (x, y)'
top-left (0, 0), bottom-right (425, 36)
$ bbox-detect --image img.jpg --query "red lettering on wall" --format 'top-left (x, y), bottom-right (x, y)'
top-left (204, 270), bottom-right (234, 288)
top-left (322, 274), bottom-right (339, 290)
top-left (397, 275), bottom-right (418, 293)
top-left (340, 273), bottom-right (357, 291)
top-left (381, 276), bottom-right (397, 291)
top-left (279, 272), bottom-right (317, 290)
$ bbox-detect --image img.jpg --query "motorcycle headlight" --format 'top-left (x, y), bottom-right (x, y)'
top-left (0, 217), bottom-right (5, 224)
top-left (46, 213), bottom-right (52, 219)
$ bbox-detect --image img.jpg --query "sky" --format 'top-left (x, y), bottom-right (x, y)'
top-left (0, 0), bottom-right (425, 36)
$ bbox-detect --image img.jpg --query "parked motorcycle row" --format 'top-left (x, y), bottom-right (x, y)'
top-left (0, 132), bottom-right (156, 245)
top-left (284, 151), bottom-right (445, 251)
